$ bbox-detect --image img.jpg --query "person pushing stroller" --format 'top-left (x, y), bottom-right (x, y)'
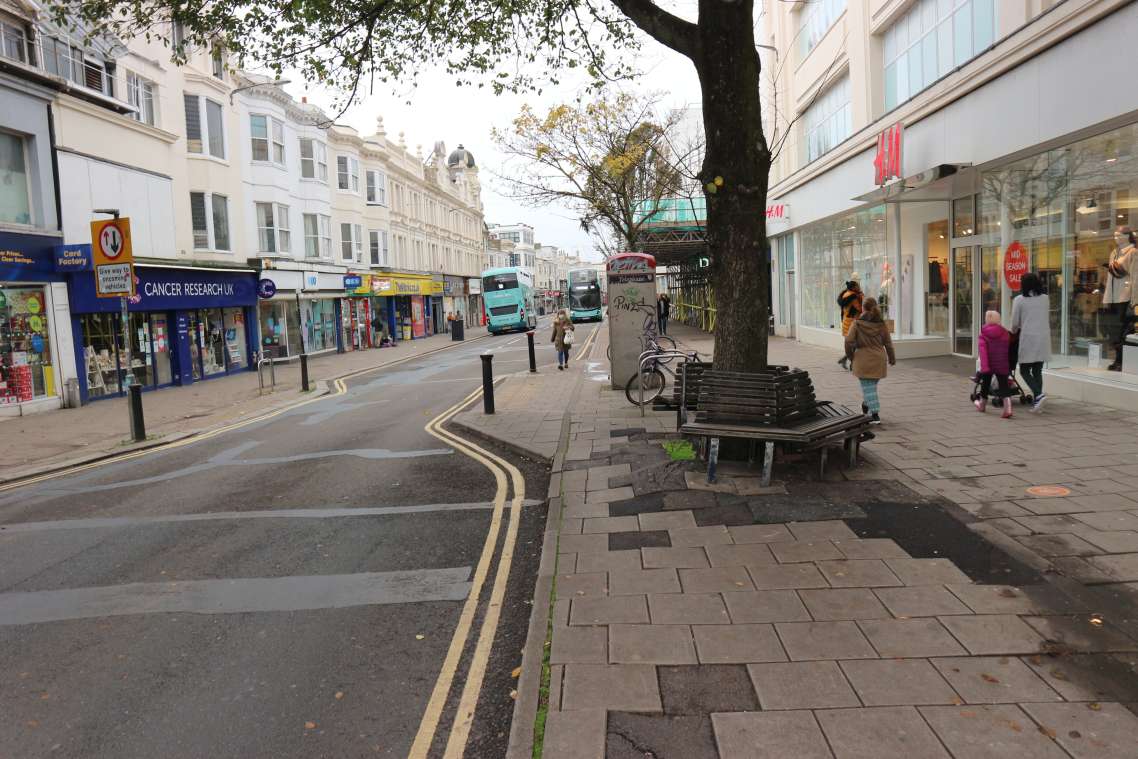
top-left (974, 310), bottom-right (1016, 419)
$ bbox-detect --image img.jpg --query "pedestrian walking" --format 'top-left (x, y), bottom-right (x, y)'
top-left (552, 309), bottom-right (575, 370)
top-left (1010, 272), bottom-right (1051, 412)
top-left (976, 310), bottom-right (1015, 418)
top-left (836, 277), bottom-right (863, 369)
top-left (844, 297), bottom-right (894, 425)
top-left (657, 293), bottom-right (671, 336)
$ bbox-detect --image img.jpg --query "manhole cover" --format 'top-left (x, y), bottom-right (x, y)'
top-left (1026, 485), bottom-right (1071, 497)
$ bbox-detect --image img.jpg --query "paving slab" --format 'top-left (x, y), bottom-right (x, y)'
top-left (712, 711), bottom-right (833, 759)
top-left (557, 572), bottom-right (608, 599)
top-left (944, 584), bottom-right (1046, 615)
top-left (798, 588), bottom-right (891, 621)
top-left (678, 566), bottom-right (755, 594)
top-left (641, 546), bottom-right (709, 569)
top-left (561, 664), bottom-right (662, 712)
top-left (727, 523), bottom-right (794, 544)
top-left (884, 557), bottom-right (974, 586)
top-left (604, 713), bottom-right (718, 759)
top-left (608, 567), bottom-right (681, 596)
top-left (581, 516), bottom-right (640, 534)
top-left (637, 510), bottom-right (697, 532)
top-left (648, 592), bottom-right (731, 625)
top-left (608, 530), bottom-right (670, 551)
top-left (856, 617), bottom-right (968, 658)
top-left (930, 656), bottom-right (1063, 703)
top-left (570, 595), bottom-right (650, 625)
top-left (609, 624), bottom-right (697, 665)
top-left (1086, 553), bottom-right (1138, 581)
top-left (575, 549), bottom-right (643, 574)
top-left (839, 659), bottom-right (960, 706)
top-left (787, 520), bottom-right (859, 541)
top-left (1022, 615), bottom-right (1138, 653)
top-left (769, 540), bottom-right (844, 564)
top-left (774, 620), bottom-right (878, 661)
top-left (1021, 702), bottom-right (1138, 759)
top-left (831, 538), bottom-right (911, 560)
top-left (669, 525), bottom-right (733, 548)
top-left (1020, 652), bottom-right (1138, 702)
top-left (816, 560), bottom-right (903, 588)
top-left (551, 625), bottom-right (609, 664)
top-left (692, 624), bottom-right (787, 664)
top-left (559, 533), bottom-right (612, 555)
top-left (724, 589), bottom-right (812, 624)
top-left (542, 709), bottom-right (606, 759)
top-left (747, 563), bottom-right (830, 590)
top-left (705, 543), bottom-right (776, 567)
top-left (585, 486), bottom-right (637, 504)
top-left (918, 705), bottom-right (1070, 759)
top-left (658, 664), bottom-right (760, 715)
top-left (815, 705), bottom-right (951, 759)
top-left (873, 585), bottom-right (973, 618)
top-left (747, 660), bottom-right (859, 710)
top-left (938, 614), bottom-right (1046, 655)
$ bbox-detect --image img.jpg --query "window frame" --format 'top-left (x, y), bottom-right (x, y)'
top-left (0, 19), bottom-right (27, 65)
top-left (250, 113), bottom-right (285, 166)
top-left (189, 191), bottom-right (230, 251)
top-left (366, 169), bottom-right (386, 205)
top-left (340, 222), bottom-right (363, 262)
top-left (255, 201), bottom-right (291, 254)
top-left (336, 155), bottom-right (360, 192)
top-left (368, 229), bottom-right (389, 266)
top-left (0, 129), bottom-right (33, 227)
top-left (126, 71), bottom-right (157, 126)
top-left (302, 213), bottom-right (333, 259)
top-left (185, 93), bottom-right (226, 160)
top-left (299, 137), bottom-right (328, 181)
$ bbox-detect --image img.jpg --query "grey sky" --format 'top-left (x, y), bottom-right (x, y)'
top-left (288, 36), bottom-right (703, 263)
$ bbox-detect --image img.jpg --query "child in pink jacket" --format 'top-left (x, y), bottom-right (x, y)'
top-left (976, 310), bottom-right (1014, 418)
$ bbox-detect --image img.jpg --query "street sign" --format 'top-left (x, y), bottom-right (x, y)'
top-left (257, 278), bottom-right (277, 299)
top-left (91, 218), bottom-right (135, 297)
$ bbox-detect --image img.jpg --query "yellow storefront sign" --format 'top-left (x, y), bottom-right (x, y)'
top-left (350, 274), bottom-right (372, 296)
top-left (371, 276), bottom-right (443, 296)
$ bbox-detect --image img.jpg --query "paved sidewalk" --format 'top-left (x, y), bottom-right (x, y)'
top-left (0, 326), bottom-right (486, 483)
top-left (481, 322), bottom-right (1138, 758)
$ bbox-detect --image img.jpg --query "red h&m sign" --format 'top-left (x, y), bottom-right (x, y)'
top-left (874, 122), bottom-right (904, 186)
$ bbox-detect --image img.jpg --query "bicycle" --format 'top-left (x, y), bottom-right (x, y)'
top-left (607, 332), bottom-right (677, 362)
top-left (624, 345), bottom-right (702, 406)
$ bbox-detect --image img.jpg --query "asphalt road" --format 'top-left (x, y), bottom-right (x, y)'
top-left (0, 315), bottom-right (584, 759)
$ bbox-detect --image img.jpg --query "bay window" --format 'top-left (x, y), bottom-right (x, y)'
top-left (299, 138), bottom-right (327, 180)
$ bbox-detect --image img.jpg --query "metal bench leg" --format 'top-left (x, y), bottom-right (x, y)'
top-left (848, 437), bottom-right (859, 468)
top-left (819, 447), bottom-right (829, 479)
top-left (760, 442), bottom-right (774, 488)
top-left (707, 437), bottom-right (720, 483)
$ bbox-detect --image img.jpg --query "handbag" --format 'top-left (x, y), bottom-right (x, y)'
top-left (562, 328), bottom-right (574, 346)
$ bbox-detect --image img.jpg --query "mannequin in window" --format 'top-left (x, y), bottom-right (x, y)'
top-left (1104, 225), bottom-right (1136, 371)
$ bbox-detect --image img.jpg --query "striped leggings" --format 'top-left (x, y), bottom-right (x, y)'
top-left (859, 378), bottom-right (880, 414)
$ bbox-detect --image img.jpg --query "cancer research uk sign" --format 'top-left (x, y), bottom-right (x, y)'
top-left (70, 266), bottom-right (257, 312)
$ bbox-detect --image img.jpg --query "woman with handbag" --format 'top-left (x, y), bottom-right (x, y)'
top-left (1104, 226), bottom-right (1136, 370)
top-left (552, 309), bottom-right (575, 370)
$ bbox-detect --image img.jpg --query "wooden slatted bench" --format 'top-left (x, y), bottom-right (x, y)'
top-left (679, 369), bottom-right (872, 486)
top-left (652, 361), bottom-right (712, 424)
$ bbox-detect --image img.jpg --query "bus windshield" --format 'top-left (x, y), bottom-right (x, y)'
top-left (569, 283), bottom-right (601, 311)
top-left (483, 273), bottom-right (518, 291)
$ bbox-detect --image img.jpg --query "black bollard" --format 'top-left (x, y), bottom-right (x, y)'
top-left (526, 330), bottom-right (537, 373)
top-left (128, 384), bottom-right (146, 442)
top-left (300, 353), bottom-right (310, 392)
top-left (481, 353), bottom-right (495, 414)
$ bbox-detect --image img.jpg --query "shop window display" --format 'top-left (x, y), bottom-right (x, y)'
top-left (799, 205), bottom-right (890, 331)
top-left (978, 122), bottom-right (1138, 366)
top-left (0, 286), bottom-right (53, 404)
top-left (197, 308), bottom-right (227, 376)
top-left (81, 313), bottom-right (121, 397)
top-left (223, 307), bottom-right (248, 369)
top-left (149, 314), bottom-right (172, 385)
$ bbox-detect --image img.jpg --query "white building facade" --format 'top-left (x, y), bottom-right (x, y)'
top-left (764, 0), bottom-right (1138, 409)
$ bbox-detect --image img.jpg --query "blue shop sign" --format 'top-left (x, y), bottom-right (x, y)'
top-left (0, 231), bottom-right (67, 282)
top-left (257, 278), bottom-right (277, 299)
top-left (70, 265), bottom-right (258, 313)
top-left (54, 244), bottom-right (92, 272)
top-left (344, 274), bottom-right (362, 289)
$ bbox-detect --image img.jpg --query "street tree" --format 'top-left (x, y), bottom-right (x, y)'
top-left (492, 92), bottom-right (699, 256)
top-left (55, 0), bottom-right (774, 369)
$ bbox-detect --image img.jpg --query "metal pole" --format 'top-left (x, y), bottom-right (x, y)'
top-left (128, 384), bottom-right (145, 442)
top-left (300, 353), bottom-right (309, 392)
top-left (120, 294), bottom-right (132, 391)
top-left (526, 330), bottom-right (537, 373)
top-left (481, 353), bottom-right (495, 414)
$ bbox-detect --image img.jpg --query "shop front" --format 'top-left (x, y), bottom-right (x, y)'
top-left (343, 273), bottom-right (375, 350)
top-left (442, 275), bottom-right (466, 327)
top-left (256, 268), bottom-right (344, 359)
top-left (0, 233), bottom-right (72, 414)
top-left (69, 265), bottom-right (258, 402)
top-left (466, 277), bottom-right (483, 326)
top-left (371, 274), bottom-right (443, 340)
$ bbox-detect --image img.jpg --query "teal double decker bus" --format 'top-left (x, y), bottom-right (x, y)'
top-left (568, 268), bottom-right (603, 322)
top-left (482, 267), bottom-right (538, 334)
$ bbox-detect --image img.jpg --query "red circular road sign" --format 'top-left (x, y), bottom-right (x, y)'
top-left (1004, 242), bottom-right (1028, 291)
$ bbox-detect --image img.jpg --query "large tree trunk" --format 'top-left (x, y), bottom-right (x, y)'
top-left (695, 0), bottom-right (770, 371)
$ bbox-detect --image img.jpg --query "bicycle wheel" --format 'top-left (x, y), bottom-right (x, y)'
top-left (625, 368), bottom-right (667, 405)
top-left (652, 335), bottom-right (678, 363)
top-left (606, 344), bottom-right (613, 361)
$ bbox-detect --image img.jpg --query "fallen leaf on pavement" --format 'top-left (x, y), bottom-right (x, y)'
top-left (980, 674), bottom-right (1000, 684)
top-left (1088, 702), bottom-right (1102, 711)
top-left (1068, 730), bottom-right (1081, 739)
top-left (335, 692), bottom-right (344, 700)
top-left (511, 667), bottom-right (522, 679)
top-left (1006, 721), bottom-right (1023, 733)
top-left (1049, 668), bottom-right (1068, 681)
top-left (1038, 726), bottom-right (1057, 739)
top-left (509, 690), bottom-right (517, 700)
top-left (305, 721), bottom-right (317, 730)
top-left (997, 588), bottom-right (1019, 598)
top-left (415, 634), bottom-right (425, 640)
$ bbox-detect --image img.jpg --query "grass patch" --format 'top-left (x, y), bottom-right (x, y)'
top-left (662, 439), bottom-right (696, 461)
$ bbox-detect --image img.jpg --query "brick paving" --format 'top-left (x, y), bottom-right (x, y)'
top-left (489, 322), bottom-right (1138, 758)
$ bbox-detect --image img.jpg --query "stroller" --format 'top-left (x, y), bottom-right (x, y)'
top-left (968, 331), bottom-right (1032, 406)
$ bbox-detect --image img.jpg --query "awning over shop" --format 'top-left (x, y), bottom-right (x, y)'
top-left (853, 163), bottom-right (972, 204)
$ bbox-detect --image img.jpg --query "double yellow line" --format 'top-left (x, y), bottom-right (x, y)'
top-left (409, 383), bottom-right (526, 758)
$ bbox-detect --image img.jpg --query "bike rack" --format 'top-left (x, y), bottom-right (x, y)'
top-left (257, 356), bottom-right (276, 395)
top-left (638, 349), bottom-right (701, 417)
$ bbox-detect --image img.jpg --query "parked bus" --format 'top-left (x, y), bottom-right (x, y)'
top-left (568, 268), bottom-right (603, 322)
top-left (482, 267), bottom-right (538, 334)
